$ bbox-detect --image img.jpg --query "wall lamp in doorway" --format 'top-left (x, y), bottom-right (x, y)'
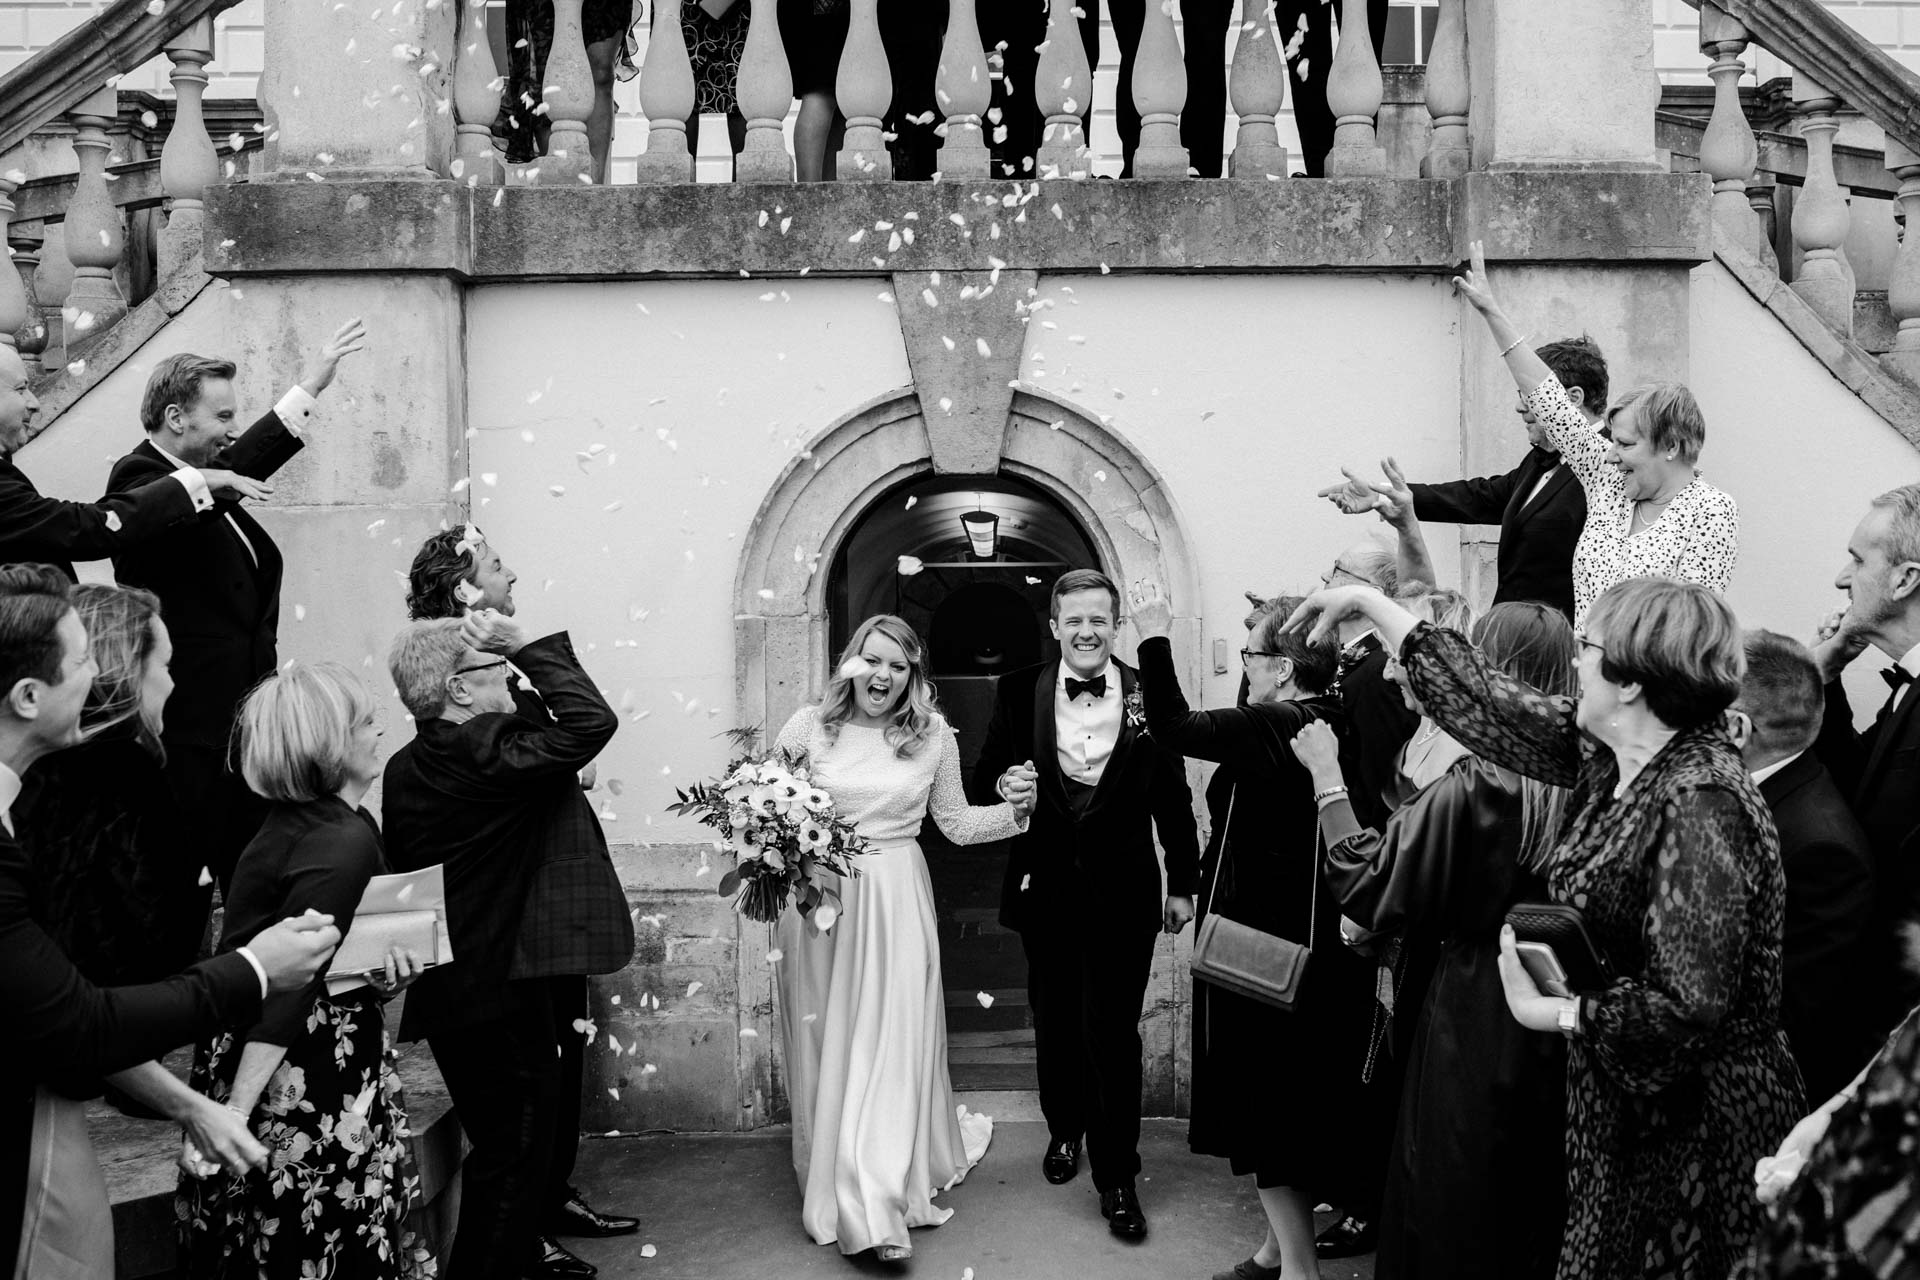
top-left (960, 505), bottom-right (999, 559)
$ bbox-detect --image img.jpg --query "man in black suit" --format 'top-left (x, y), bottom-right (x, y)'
top-left (400, 527), bottom-right (640, 1257)
top-left (0, 563), bottom-right (338, 1267)
top-left (972, 568), bottom-right (1200, 1239)
top-left (1815, 482), bottom-right (1920, 1033)
top-left (0, 342), bottom-right (270, 579)
top-left (1320, 337), bottom-right (1608, 619)
top-left (103, 320), bottom-right (364, 890)
top-left (383, 608), bottom-right (634, 1280)
top-left (1733, 630), bottom-right (1878, 1103)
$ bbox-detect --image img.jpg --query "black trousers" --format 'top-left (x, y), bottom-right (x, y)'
top-left (978, 0), bottom-right (1138, 179)
top-left (1022, 920), bottom-right (1156, 1190)
top-left (429, 975), bottom-right (587, 1278)
top-left (166, 741), bottom-right (267, 897)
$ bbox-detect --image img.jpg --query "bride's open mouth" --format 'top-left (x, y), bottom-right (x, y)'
top-left (864, 679), bottom-right (892, 710)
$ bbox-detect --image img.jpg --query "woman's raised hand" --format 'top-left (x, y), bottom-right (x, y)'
top-left (1128, 579), bottom-right (1174, 640)
top-left (1281, 584), bottom-right (1384, 646)
top-left (1452, 239), bottom-right (1501, 316)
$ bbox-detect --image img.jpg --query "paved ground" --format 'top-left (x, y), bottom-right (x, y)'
top-left (564, 1119), bottom-right (1376, 1280)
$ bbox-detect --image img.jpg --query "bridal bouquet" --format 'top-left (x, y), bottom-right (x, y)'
top-left (667, 729), bottom-right (869, 926)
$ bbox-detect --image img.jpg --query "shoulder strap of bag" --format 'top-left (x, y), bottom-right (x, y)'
top-left (1203, 784), bottom-right (1237, 920)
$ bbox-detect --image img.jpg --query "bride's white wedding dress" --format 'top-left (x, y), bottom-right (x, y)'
top-left (773, 706), bottom-right (1025, 1254)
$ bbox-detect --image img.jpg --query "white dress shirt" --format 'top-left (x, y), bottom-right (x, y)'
top-left (1055, 658), bottom-right (1122, 786)
top-left (0, 760), bottom-right (20, 837)
top-left (1749, 749), bottom-right (1805, 789)
top-left (151, 386), bottom-right (317, 569)
top-left (1893, 641), bottom-right (1920, 713)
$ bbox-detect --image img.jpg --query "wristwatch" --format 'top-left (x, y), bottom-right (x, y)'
top-left (1556, 998), bottom-right (1582, 1036)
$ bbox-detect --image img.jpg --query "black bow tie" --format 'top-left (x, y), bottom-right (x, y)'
top-left (1066, 675), bottom-right (1107, 701)
top-left (1885, 666), bottom-right (1916, 692)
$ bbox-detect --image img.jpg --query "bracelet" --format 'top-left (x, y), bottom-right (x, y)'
top-left (1312, 785), bottom-right (1348, 807)
top-left (1497, 332), bottom-right (1530, 358)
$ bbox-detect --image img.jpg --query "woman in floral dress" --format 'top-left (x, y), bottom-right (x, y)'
top-left (178, 664), bottom-right (433, 1279)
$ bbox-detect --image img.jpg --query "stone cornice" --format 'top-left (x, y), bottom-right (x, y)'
top-left (204, 171), bottom-right (1710, 282)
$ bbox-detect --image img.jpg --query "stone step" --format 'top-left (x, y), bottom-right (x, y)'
top-left (949, 1028), bottom-right (1036, 1050)
top-left (951, 1088), bottom-right (1045, 1123)
top-left (948, 1044), bottom-right (1039, 1065)
top-left (950, 1061), bottom-right (1041, 1091)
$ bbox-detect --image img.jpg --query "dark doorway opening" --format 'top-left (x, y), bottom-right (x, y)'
top-left (827, 474), bottom-right (1100, 1092)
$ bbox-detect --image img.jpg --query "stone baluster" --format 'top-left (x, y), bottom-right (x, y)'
top-left (1746, 175), bottom-right (1779, 271)
top-left (0, 181), bottom-right (24, 349)
top-left (735, 0), bottom-right (795, 181)
top-left (1789, 72), bottom-right (1853, 335)
top-left (635, 0), bottom-right (696, 182)
top-left (541, 0), bottom-right (595, 183)
top-left (835, 0), bottom-right (893, 180)
top-left (934, 0), bottom-right (991, 178)
top-left (34, 228), bottom-right (70, 373)
top-left (158, 18), bottom-right (219, 280)
top-left (1324, 0), bottom-right (1385, 176)
top-left (452, 0), bottom-right (503, 185)
top-left (1421, 0), bottom-right (1469, 177)
top-left (62, 87), bottom-right (127, 356)
top-left (1228, 0), bottom-right (1286, 178)
top-left (6, 220), bottom-right (48, 363)
top-left (1697, 4), bottom-right (1761, 256)
top-left (1882, 139), bottom-right (1920, 383)
top-left (1034, 0), bottom-right (1093, 178)
top-left (1130, 0), bottom-right (1189, 177)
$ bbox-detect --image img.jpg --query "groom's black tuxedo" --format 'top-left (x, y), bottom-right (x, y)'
top-left (973, 657), bottom-right (1200, 1191)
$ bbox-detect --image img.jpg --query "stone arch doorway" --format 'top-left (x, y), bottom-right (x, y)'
top-left (732, 385), bottom-right (1202, 1113)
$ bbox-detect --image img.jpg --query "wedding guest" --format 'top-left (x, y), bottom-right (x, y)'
top-left (1301, 602), bottom-right (1576, 1280)
top-left (1290, 576), bottom-right (1802, 1279)
top-left (1455, 243), bottom-right (1739, 625)
top-left (977, 0), bottom-right (1116, 177)
top-left (1128, 583), bottom-right (1376, 1280)
top-left (684, 0), bottom-right (749, 176)
top-left (384, 610), bottom-right (634, 1280)
top-left (1320, 337), bottom-right (1607, 620)
top-left (880, 0), bottom-right (947, 179)
top-left (400, 527), bottom-right (632, 1254)
top-left (1732, 631), bottom-right (1877, 1103)
top-left (177, 662), bottom-right (433, 1279)
top-left (972, 569), bottom-right (1200, 1239)
top-left (778, 0), bottom-right (850, 181)
top-left (105, 320), bottom-right (365, 894)
top-left (0, 344), bottom-right (270, 581)
top-left (497, 0), bottom-right (640, 182)
top-left (1813, 482), bottom-right (1920, 1031)
top-left (1, 563), bottom-right (339, 1274)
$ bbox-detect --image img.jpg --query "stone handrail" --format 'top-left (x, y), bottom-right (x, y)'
top-left (0, 0), bottom-right (240, 157)
top-left (1655, 109), bottom-right (1896, 197)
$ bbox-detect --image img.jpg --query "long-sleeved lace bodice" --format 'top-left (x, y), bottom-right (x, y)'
top-left (1525, 377), bottom-right (1739, 625)
top-left (775, 705), bottom-right (1026, 846)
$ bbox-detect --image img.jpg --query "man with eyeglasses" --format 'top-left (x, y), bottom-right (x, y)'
top-left (382, 609), bottom-right (633, 1280)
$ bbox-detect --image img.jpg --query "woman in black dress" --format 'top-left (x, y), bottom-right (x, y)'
top-left (1298, 602), bottom-right (1577, 1280)
top-left (1290, 577), bottom-right (1802, 1280)
top-left (1129, 584), bottom-right (1380, 1280)
top-left (498, 0), bottom-right (642, 179)
top-left (177, 663), bottom-right (432, 1280)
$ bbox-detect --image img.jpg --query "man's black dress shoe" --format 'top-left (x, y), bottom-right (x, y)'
top-left (550, 1191), bottom-right (640, 1237)
top-left (1099, 1183), bottom-right (1148, 1240)
top-left (1314, 1213), bottom-right (1376, 1258)
top-left (1041, 1137), bottom-right (1081, 1185)
top-left (527, 1236), bottom-right (597, 1279)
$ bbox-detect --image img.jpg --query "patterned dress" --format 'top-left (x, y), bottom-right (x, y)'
top-left (497, 0), bottom-right (643, 163)
top-left (1524, 378), bottom-right (1740, 625)
top-left (1405, 622), bottom-right (1803, 1280)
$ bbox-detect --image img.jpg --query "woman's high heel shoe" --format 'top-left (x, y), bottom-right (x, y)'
top-left (874, 1244), bottom-right (913, 1262)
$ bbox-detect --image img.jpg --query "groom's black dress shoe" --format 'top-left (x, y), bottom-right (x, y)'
top-left (1099, 1183), bottom-right (1148, 1240)
top-left (1041, 1137), bottom-right (1081, 1185)
top-left (527, 1236), bottom-right (597, 1279)
top-left (1314, 1213), bottom-right (1377, 1258)
top-left (549, 1190), bottom-right (640, 1237)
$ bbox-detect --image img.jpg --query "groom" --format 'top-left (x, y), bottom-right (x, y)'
top-left (973, 568), bottom-right (1201, 1240)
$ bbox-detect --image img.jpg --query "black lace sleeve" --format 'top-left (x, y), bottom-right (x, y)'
top-left (1401, 622), bottom-right (1583, 788)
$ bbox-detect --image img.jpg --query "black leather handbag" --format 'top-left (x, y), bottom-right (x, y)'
top-left (1504, 901), bottom-right (1611, 993)
top-left (1190, 786), bottom-right (1314, 1011)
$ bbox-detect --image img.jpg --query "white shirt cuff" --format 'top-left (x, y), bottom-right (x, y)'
top-left (273, 385), bottom-right (318, 437)
top-left (234, 946), bottom-right (271, 1000)
top-left (169, 467), bottom-right (214, 512)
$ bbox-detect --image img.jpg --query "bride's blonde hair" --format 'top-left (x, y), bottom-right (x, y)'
top-left (818, 614), bottom-right (941, 759)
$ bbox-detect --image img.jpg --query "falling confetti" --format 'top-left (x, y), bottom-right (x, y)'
top-left (897, 555), bottom-right (925, 576)
top-left (976, 992), bottom-right (995, 1008)
top-left (686, 981), bottom-right (703, 998)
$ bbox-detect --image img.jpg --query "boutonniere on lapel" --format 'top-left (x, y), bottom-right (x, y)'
top-left (1124, 688), bottom-right (1149, 736)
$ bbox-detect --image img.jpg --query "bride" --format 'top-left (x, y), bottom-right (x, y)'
top-left (773, 614), bottom-right (1036, 1261)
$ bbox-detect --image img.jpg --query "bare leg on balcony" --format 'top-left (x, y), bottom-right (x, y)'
top-left (795, 92), bottom-right (838, 181)
top-left (587, 36), bottom-right (617, 184)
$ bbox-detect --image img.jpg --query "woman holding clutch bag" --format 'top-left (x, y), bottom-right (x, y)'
top-left (1286, 577), bottom-right (1801, 1280)
top-left (177, 663), bottom-right (434, 1280)
top-left (1128, 584), bottom-right (1378, 1280)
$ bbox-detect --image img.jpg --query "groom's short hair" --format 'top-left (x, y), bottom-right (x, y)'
top-left (1050, 569), bottom-right (1120, 619)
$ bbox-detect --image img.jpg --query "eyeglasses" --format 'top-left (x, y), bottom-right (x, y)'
top-left (452, 658), bottom-right (510, 677)
top-left (1321, 566), bottom-right (1363, 586)
top-left (1574, 633), bottom-right (1606, 658)
top-left (1240, 649), bottom-right (1283, 664)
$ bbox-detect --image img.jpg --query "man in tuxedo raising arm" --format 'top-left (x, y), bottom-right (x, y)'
top-left (973, 568), bottom-right (1200, 1240)
top-left (1814, 483), bottom-right (1920, 1032)
top-left (104, 319), bottom-right (365, 892)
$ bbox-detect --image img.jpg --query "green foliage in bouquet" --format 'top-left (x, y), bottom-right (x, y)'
top-left (666, 726), bottom-right (869, 926)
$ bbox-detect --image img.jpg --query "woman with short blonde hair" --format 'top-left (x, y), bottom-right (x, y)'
top-left (178, 662), bottom-right (434, 1279)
